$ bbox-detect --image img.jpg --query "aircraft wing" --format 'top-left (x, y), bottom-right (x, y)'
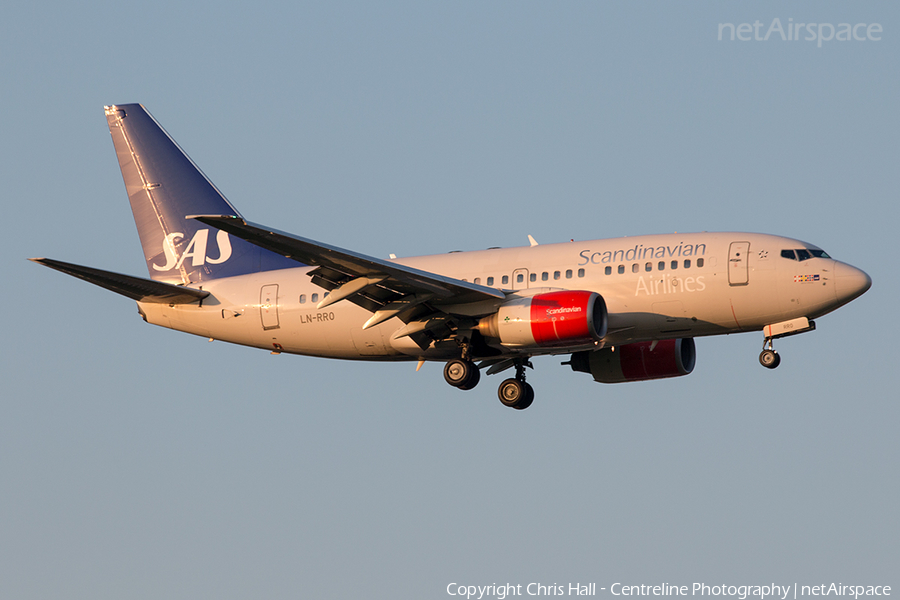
top-left (191, 215), bottom-right (506, 327)
top-left (29, 258), bottom-right (210, 304)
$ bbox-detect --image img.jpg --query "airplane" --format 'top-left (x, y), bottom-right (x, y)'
top-left (30, 104), bottom-right (872, 409)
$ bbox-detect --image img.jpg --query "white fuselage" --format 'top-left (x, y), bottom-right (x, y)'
top-left (136, 232), bottom-right (864, 361)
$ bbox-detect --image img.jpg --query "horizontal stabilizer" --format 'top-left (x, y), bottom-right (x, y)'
top-left (29, 258), bottom-right (210, 304)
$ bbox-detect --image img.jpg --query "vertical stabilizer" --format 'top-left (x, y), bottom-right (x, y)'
top-left (105, 104), bottom-right (296, 283)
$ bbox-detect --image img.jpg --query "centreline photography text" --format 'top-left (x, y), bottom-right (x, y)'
top-left (445, 583), bottom-right (892, 600)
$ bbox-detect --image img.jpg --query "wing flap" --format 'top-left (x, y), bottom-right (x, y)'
top-left (30, 258), bottom-right (210, 304)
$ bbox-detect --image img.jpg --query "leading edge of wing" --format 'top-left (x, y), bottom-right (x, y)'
top-left (190, 215), bottom-right (506, 303)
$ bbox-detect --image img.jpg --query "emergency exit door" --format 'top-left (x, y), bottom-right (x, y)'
top-left (512, 268), bottom-right (529, 290)
top-left (728, 242), bottom-right (750, 286)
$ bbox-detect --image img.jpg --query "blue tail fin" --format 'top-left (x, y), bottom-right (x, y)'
top-left (105, 104), bottom-right (297, 283)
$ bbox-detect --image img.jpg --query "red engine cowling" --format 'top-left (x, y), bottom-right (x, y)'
top-left (478, 290), bottom-right (607, 349)
top-left (568, 338), bottom-right (696, 383)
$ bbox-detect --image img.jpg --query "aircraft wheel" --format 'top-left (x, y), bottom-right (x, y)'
top-left (512, 383), bottom-right (535, 410)
top-left (759, 349), bottom-right (781, 369)
top-left (458, 366), bottom-right (481, 390)
top-left (444, 359), bottom-right (479, 389)
top-left (498, 378), bottom-right (533, 409)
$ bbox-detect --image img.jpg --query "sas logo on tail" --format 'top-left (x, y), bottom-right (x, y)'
top-left (153, 229), bottom-right (232, 271)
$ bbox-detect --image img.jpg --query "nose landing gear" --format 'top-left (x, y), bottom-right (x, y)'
top-left (758, 318), bottom-right (817, 370)
top-left (759, 339), bottom-right (781, 369)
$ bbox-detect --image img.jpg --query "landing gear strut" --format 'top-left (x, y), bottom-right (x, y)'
top-left (497, 361), bottom-right (534, 410)
top-left (759, 338), bottom-right (781, 369)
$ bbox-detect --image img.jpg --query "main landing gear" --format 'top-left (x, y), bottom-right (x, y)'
top-left (443, 358), bottom-right (480, 390)
top-left (759, 338), bottom-right (781, 369)
top-left (442, 357), bottom-right (535, 410)
top-left (497, 362), bottom-right (534, 410)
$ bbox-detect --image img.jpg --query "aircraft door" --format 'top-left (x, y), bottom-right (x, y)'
top-left (512, 268), bottom-right (529, 290)
top-left (728, 242), bottom-right (750, 286)
top-left (260, 284), bottom-right (280, 330)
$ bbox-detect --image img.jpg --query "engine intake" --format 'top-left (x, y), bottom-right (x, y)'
top-left (569, 338), bottom-right (696, 383)
top-left (478, 290), bottom-right (607, 349)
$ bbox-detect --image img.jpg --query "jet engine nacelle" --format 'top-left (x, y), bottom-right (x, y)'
top-left (478, 290), bottom-right (607, 349)
top-left (568, 338), bottom-right (696, 383)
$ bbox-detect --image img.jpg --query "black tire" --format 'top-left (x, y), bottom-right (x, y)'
top-left (444, 359), bottom-right (478, 388)
top-left (759, 349), bottom-right (780, 369)
top-left (512, 383), bottom-right (535, 410)
top-left (458, 366), bottom-right (481, 390)
top-left (498, 378), bottom-right (526, 407)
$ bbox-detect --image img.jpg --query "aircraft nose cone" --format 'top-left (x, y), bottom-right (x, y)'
top-left (834, 261), bottom-right (872, 304)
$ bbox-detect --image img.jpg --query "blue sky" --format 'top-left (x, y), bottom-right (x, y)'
top-left (2, 2), bottom-right (897, 598)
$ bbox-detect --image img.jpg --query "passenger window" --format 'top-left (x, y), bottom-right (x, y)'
top-left (474, 277), bottom-right (481, 284)
top-left (541, 272), bottom-right (548, 281)
top-left (781, 250), bottom-right (797, 260)
top-left (299, 294), bottom-right (306, 304)
top-left (697, 258), bottom-right (704, 268)
top-left (565, 269), bottom-right (573, 279)
top-left (632, 264), bottom-right (639, 273)
top-left (487, 276), bottom-right (494, 286)
top-left (658, 261), bottom-right (665, 271)
top-left (684, 259), bottom-right (691, 269)
top-left (578, 268), bottom-right (585, 277)
top-left (645, 262), bottom-right (652, 272)
top-left (502, 275), bottom-right (509, 285)
top-left (517, 274), bottom-right (524, 283)
top-left (311, 293), bottom-right (319, 302)
top-left (796, 249), bottom-right (812, 261)
top-left (617, 265), bottom-right (625, 274)
top-left (530, 273), bottom-right (536, 283)
top-left (553, 271), bottom-right (561, 280)
top-left (605, 266), bottom-right (612, 275)
top-left (671, 260), bottom-right (678, 270)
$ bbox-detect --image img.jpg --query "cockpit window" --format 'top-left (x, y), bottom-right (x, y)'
top-left (781, 248), bottom-right (829, 261)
